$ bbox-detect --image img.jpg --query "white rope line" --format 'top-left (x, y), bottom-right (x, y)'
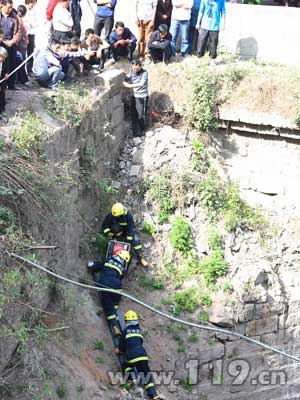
top-left (7, 251), bottom-right (300, 363)
top-left (0, 52), bottom-right (34, 84)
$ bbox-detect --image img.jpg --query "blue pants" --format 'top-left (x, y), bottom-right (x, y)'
top-left (36, 66), bottom-right (65, 89)
top-left (170, 19), bottom-right (190, 56)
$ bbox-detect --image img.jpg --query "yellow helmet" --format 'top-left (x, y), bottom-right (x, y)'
top-left (117, 250), bottom-right (131, 263)
top-left (111, 203), bottom-right (125, 217)
top-left (124, 310), bottom-right (138, 321)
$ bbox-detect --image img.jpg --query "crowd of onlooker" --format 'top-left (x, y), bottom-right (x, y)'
top-left (0, 0), bottom-right (227, 123)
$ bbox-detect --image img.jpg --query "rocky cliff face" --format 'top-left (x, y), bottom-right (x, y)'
top-left (1, 69), bottom-right (300, 400)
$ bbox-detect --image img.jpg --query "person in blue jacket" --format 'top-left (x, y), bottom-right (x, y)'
top-left (109, 21), bottom-right (137, 62)
top-left (196, 0), bottom-right (225, 64)
top-left (115, 310), bottom-right (161, 400)
top-left (93, 0), bottom-right (117, 41)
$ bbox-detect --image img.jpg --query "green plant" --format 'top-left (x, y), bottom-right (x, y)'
top-left (95, 233), bottom-right (109, 259)
top-left (223, 184), bottom-right (264, 232)
top-left (185, 70), bottom-right (218, 132)
top-left (49, 84), bottom-right (87, 127)
top-left (198, 311), bottom-right (209, 322)
top-left (139, 274), bottom-right (164, 290)
top-left (192, 140), bottom-right (210, 173)
top-left (180, 377), bottom-right (193, 392)
top-left (95, 356), bottom-right (104, 364)
top-left (97, 178), bottom-right (118, 211)
top-left (169, 217), bottom-right (192, 255)
top-left (0, 136), bottom-right (5, 151)
top-left (197, 170), bottom-right (225, 222)
top-left (142, 221), bottom-right (156, 234)
top-left (292, 104), bottom-right (300, 127)
top-left (94, 340), bottom-right (104, 351)
top-left (223, 281), bottom-right (234, 293)
top-left (10, 111), bottom-right (44, 155)
top-left (148, 172), bottom-right (175, 224)
top-left (199, 293), bottom-right (212, 306)
top-left (170, 287), bottom-right (198, 316)
top-left (188, 333), bottom-right (198, 343)
top-left (200, 248), bottom-right (228, 284)
top-left (208, 226), bottom-right (222, 250)
top-left (56, 382), bottom-right (67, 399)
top-left (0, 207), bottom-right (16, 234)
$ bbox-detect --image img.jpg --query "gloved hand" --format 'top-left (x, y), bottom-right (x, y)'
top-left (115, 348), bottom-right (120, 354)
top-left (108, 232), bottom-right (114, 238)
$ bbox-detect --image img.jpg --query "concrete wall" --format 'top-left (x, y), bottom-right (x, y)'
top-left (219, 3), bottom-right (300, 66)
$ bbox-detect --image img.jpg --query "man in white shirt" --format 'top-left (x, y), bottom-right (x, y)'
top-left (169, 0), bottom-right (192, 57)
top-left (52, 0), bottom-right (73, 42)
top-left (136, 0), bottom-right (157, 61)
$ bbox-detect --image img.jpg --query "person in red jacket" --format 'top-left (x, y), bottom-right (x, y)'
top-left (46, 0), bottom-right (58, 21)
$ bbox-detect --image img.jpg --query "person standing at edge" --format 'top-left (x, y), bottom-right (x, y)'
top-left (169, 0), bottom-right (193, 58)
top-left (196, 0), bottom-right (225, 66)
top-left (93, 0), bottom-right (117, 42)
top-left (123, 59), bottom-right (149, 138)
top-left (154, 0), bottom-right (172, 30)
top-left (136, 0), bottom-right (157, 62)
top-left (52, 0), bottom-right (73, 42)
top-left (188, 0), bottom-right (200, 54)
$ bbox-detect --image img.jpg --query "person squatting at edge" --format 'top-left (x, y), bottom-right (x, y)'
top-left (89, 249), bottom-right (131, 336)
top-left (102, 203), bottom-right (149, 267)
top-left (115, 310), bottom-right (162, 400)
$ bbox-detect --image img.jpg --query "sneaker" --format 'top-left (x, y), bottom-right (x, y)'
top-left (139, 258), bottom-right (149, 268)
top-left (24, 81), bottom-right (34, 88)
top-left (113, 325), bottom-right (121, 336)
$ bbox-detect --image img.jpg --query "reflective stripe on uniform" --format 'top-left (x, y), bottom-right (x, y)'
top-left (125, 367), bottom-right (132, 372)
top-left (126, 236), bottom-right (133, 240)
top-left (125, 333), bottom-right (143, 339)
top-left (114, 305), bottom-right (119, 309)
top-left (128, 356), bottom-right (149, 363)
top-left (134, 245), bottom-right (142, 250)
top-left (116, 231), bottom-right (123, 237)
top-left (107, 314), bottom-right (116, 320)
top-left (104, 262), bottom-right (122, 276)
top-left (103, 228), bottom-right (111, 233)
top-left (120, 222), bottom-right (127, 226)
top-left (145, 383), bottom-right (155, 389)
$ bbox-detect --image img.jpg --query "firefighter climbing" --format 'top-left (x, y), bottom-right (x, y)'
top-left (102, 202), bottom-right (149, 267)
top-left (88, 249), bottom-right (131, 336)
top-left (115, 310), bottom-right (162, 400)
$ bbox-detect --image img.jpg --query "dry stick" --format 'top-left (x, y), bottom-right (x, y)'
top-left (28, 325), bottom-right (70, 333)
top-left (1, 167), bottom-right (42, 209)
top-left (22, 246), bottom-right (59, 251)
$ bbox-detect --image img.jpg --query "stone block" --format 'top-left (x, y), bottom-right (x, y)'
top-left (238, 304), bottom-right (255, 322)
top-left (198, 342), bottom-right (225, 364)
top-left (130, 165), bottom-right (142, 176)
top-left (246, 315), bottom-right (279, 336)
top-left (111, 105), bottom-right (124, 128)
top-left (208, 303), bottom-right (234, 328)
top-left (112, 93), bottom-right (122, 110)
top-left (96, 69), bottom-right (125, 89)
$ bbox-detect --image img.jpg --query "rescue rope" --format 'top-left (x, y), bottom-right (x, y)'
top-left (7, 251), bottom-right (300, 363)
top-left (0, 53), bottom-right (34, 85)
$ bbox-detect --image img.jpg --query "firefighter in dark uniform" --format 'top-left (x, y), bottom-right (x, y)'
top-left (115, 310), bottom-right (161, 400)
top-left (102, 203), bottom-right (149, 267)
top-left (89, 250), bottom-right (130, 336)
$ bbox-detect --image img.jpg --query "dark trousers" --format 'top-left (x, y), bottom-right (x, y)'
top-left (149, 46), bottom-right (172, 63)
top-left (16, 50), bottom-right (28, 84)
top-left (7, 45), bottom-right (17, 89)
top-left (125, 360), bottom-right (157, 397)
top-left (51, 30), bottom-right (72, 42)
top-left (100, 290), bottom-right (121, 325)
top-left (111, 42), bottom-right (136, 61)
top-left (188, 26), bottom-right (198, 55)
top-left (197, 28), bottom-right (219, 59)
top-left (0, 84), bottom-right (5, 112)
top-left (94, 14), bottom-right (114, 41)
top-left (27, 34), bottom-right (35, 74)
top-left (86, 49), bottom-right (109, 69)
top-left (131, 96), bottom-right (148, 137)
